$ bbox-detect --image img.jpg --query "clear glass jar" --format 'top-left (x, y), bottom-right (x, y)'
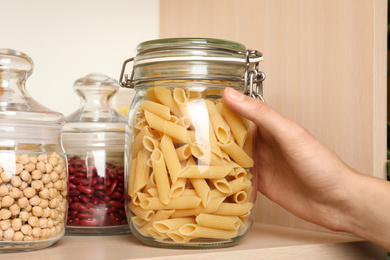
top-left (120, 38), bottom-right (265, 248)
top-left (0, 49), bottom-right (67, 252)
top-left (63, 73), bottom-right (130, 235)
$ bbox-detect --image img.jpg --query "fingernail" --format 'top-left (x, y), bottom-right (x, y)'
top-left (226, 87), bottom-right (245, 102)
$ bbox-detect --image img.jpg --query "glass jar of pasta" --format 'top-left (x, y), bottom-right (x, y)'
top-left (63, 73), bottom-right (130, 235)
top-left (119, 38), bottom-right (265, 248)
top-left (0, 49), bottom-right (67, 252)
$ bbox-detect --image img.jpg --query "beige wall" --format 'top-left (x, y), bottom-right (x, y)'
top-left (160, 0), bottom-right (387, 230)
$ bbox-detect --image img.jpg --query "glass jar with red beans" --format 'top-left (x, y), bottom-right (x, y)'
top-left (63, 73), bottom-right (130, 235)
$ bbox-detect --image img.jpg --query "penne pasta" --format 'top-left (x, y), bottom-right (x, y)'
top-left (221, 100), bottom-right (247, 147)
top-left (230, 190), bottom-right (248, 204)
top-left (132, 149), bottom-right (150, 195)
top-left (140, 100), bottom-right (171, 120)
top-left (166, 230), bottom-right (194, 243)
top-left (146, 88), bottom-right (159, 103)
top-left (160, 135), bottom-right (182, 184)
top-left (169, 178), bottom-right (187, 198)
top-left (171, 197), bottom-right (225, 218)
top-left (138, 209), bottom-right (175, 235)
top-left (190, 178), bottom-right (211, 207)
top-left (143, 135), bottom-right (160, 152)
top-left (218, 141), bottom-right (254, 168)
top-left (151, 148), bottom-right (171, 205)
top-left (128, 156), bottom-right (137, 197)
top-left (129, 201), bottom-right (155, 221)
top-left (210, 178), bottom-right (232, 194)
top-left (153, 86), bottom-right (182, 117)
top-left (179, 165), bottom-right (233, 179)
top-left (175, 144), bottom-right (191, 161)
top-left (213, 202), bottom-right (254, 216)
top-left (205, 99), bottom-right (231, 144)
top-left (153, 217), bottom-right (195, 233)
top-left (179, 224), bottom-right (237, 239)
top-left (131, 125), bottom-right (153, 155)
top-left (141, 196), bottom-right (202, 210)
top-left (144, 110), bottom-right (191, 144)
top-left (195, 213), bottom-right (241, 231)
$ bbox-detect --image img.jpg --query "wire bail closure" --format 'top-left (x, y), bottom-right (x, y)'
top-left (119, 48), bottom-right (266, 102)
top-left (244, 50), bottom-right (266, 102)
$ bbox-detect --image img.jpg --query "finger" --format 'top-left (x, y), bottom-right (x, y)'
top-left (222, 87), bottom-right (293, 137)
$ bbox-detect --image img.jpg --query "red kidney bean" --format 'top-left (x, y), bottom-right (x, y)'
top-left (69, 190), bottom-right (81, 197)
top-left (110, 191), bottom-right (122, 200)
top-left (71, 202), bottom-right (87, 212)
top-left (107, 200), bottom-right (123, 208)
top-left (106, 179), bottom-right (118, 196)
top-left (69, 182), bottom-right (77, 190)
top-left (80, 218), bottom-right (100, 226)
top-left (67, 155), bottom-right (127, 227)
top-left (74, 177), bottom-right (90, 186)
top-left (77, 212), bottom-right (94, 219)
top-left (109, 213), bottom-right (122, 226)
top-left (94, 190), bottom-right (105, 197)
top-left (94, 184), bottom-right (105, 190)
top-left (79, 195), bottom-right (90, 203)
top-left (77, 185), bottom-right (94, 194)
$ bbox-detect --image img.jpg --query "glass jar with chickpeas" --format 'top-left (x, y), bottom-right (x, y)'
top-left (119, 38), bottom-right (265, 248)
top-left (0, 49), bottom-right (67, 252)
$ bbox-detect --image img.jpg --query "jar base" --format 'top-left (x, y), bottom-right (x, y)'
top-left (65, 225), bottom-right (131, 236)
top-left (130, 222), bottom-right (249, 249)
top-left (0, 232), bottom-right (64, 253)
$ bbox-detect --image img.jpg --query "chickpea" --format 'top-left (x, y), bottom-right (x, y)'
top-left (20, 170), bottom-right (31, 182)
top-left (24, 235), bottom-right (34, 241)
top-left (11, 218), bottom-right (22, 231)
top-left (37, 154), bottom-right (47, 162)
top-left (49, 198), bottom-right (59, 209)
top-left (0, 184), bottom-right (9, 197)
top-left (29, 195), bottom-right (41, 206)
top-left (41, 174), bottom-right (51, 184)
top-left (29, 156), bottom-right (38, 164)
top-left (18, 197), bottom-right (29, 209)
top-left (42, 208), bottom-right (51, 218)
top-left (38, 199), bottom-right (49, 209)
top-left (50, 171), bottom-right (59, 183)
top-left (10, 175), bottom-right (22, 187)
top-left (39, 218), bottom-right (48, 229)
top-left (39, 188), bottom-right (49, 199)
top-left (25, 204), bottom-right (32, 212)
top-left (18, 154), bottom-right (30, 165)
top-left (48, 188), bottom-right (58, 200)
top-left (9, 187), bottom-right (22, 199)
top-left (47, 218), bottom-right (54, 229)
top-left (40, 228), bottom-right (49, 239)
top-left (59, 202), bottom-right (67, 213)
top-left (31, 170), bottom-right (43, 180)
top-left (45, 182), bottom-right (53, 189)
top-left (0, 220), bottom-right (10, 230)
top-left (3, 227), bottom-right (15, 240)
top-left (13, 231), bottom-right (24, 241)
top-left (53, 180), bottom-right (63, 190)
top-left (24, 162), bottom-right (36, 173)
top-left (31, 180), bottom-right (44, 190)
top-left (49, 156), bottom-right (59, 167)
top-left (45, 163), bottom-right (54, 174)
top-left (58, 157), bottom-right (66, 167)
top-left (19, 210), bottom-right (30, 222)
top-left (15, 163), bottom-right (24, 175)
top-left (0, 209), bottom-right (11, 220)
top-left (19, 181), bottom-right (28, 191)
top-left (49, 227), bottom-right (57, 237)
top-left (36, 161), bottom-right (46, 173)
top-left (59, 169), bottom-right (67, 180)
top-left (9, 204), bottom-right (20, 216)
top-left (32, 227), bottom-right (42, 238)
top-left (20, 224), bottom-right (32, 235)
top-left (23, 187), bottom-right (36, 198)
top-left (54, 164), bottom-right (63, 174)
top-left (27, 216), bottom-right (39, 228)
top-left (2, 195), bottom-right (14, 207)
top-left (0, 229), bottom-right (3, 238)
top-left (49, 209), bottom-right (58, 219)
top-left (0, 172), bottom-right (11, 184)
top-left (32, 206), bottom-right (43, 217)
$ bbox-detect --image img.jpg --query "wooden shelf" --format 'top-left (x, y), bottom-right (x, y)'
top-left (1, 223), bottom-right (380, 260)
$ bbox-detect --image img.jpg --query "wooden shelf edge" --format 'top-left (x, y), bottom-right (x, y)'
top-left (1, 222), bottom-right (385, 260)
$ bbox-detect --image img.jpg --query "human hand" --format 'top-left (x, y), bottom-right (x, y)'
top-left (222, 87), bottom-right (354, 231)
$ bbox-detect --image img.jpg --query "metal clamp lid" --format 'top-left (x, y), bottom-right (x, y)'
top-left (119, 48), bottom-right (266, 101)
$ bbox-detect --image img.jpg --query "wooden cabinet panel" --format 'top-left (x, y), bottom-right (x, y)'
top-left (160, 0), bottom-right (387, 231)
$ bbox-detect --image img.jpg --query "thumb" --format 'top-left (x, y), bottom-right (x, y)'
top-left (222, 87), bottom-right (292, 137)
